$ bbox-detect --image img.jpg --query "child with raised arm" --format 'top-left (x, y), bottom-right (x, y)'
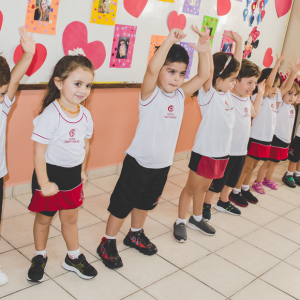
top-left (0, 27), bottom-right (35, 286)
top-left (230, 54), bottom-right (285, 205)
top-left (202, 59), bottom-right (266, 219)
top-left (97, 27), bottom-right (211, 269)
top-left (173, 31), bottom-right (243, 242)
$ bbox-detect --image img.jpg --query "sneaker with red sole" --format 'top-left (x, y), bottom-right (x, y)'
top-left (241, 189), bottom-right (259, 204)
top-left (229, 191), bottom-right (248, 207)
top-left (97, 237), bottom-right (123, 269)
top-left (123, 229), bottom-right (157, 256)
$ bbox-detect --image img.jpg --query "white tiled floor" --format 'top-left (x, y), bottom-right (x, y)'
top-left (1, 159), bottom-right (300, 299)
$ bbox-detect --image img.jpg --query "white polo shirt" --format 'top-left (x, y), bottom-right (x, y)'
top-left (0, 95), bottom-right (15, 178)
top-left (126, 86), bottom-right (185, 168)
top-left (192, 87), bottom-right (236, 157)
top-left (32, 100), bottom-right (93, 168)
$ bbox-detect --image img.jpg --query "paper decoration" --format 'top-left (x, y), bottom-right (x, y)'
top-left (180, 42), bottom-right (194, 79)
top-left (63, 21), bottom-right (106, 70)
top-left (264, 0), bottom-right (268, 7)
top-left (275, 0), bottom-right (292, 18)
top-left (24, 0), bottom-right (60, 35)
top-left (182, 0), bottom-right (201, 16)
top-left (159, 0), bottom-right (174, 2)
top-left (90, 0), bottom-right (118, 26)
top-left (217, 0), bottom-right (231, 16)
top-left (0, 11), bottom-right (3, 32)
top-left (147, 35), bottom-right (167, 65)
top-left (13, 44), bottom-right (47, 76)
top-left (168, 11), bottom-right (186, 31)
top-left (243, 26), bottom-right (260, 59)
top-left (250, 2), bottom-right (257, 26)
top-left (263, 48), bottom-right (273, 67)
top-left (109, 25), bottom-right (137, 68)
top-left (261, 10), bottom-right (265, 20)
top-left (124, 0), bottom-right (147, 18)
top-left (201, 16), bottom-right (219, 46)
top-left (220, 31), bottom-right (235, 54)
top-left (243, 8), bottom-right (249, 20)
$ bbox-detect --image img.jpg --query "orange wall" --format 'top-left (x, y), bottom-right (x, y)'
top-left (4, 88), bottom-right (201, 187)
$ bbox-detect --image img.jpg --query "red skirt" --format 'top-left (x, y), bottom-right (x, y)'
top-left (247, 138), bottom-right (271, 161)
top-left (268, 135), bottom-right (289, 163)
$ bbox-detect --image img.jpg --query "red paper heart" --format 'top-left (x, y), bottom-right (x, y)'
top-left (261, 10), bottom-right (265, 21)
top-left (217, 0), bottom-right (231, 16)
top-left (275, 0), bottom-right (292, 18)
top-left (124, 0), bottom-right (148, 18)
top-left (168, 11), bottom-right (186, 31)
top-left (263, 48), bottom-right (273, 68)
top-left (63, 21), bottom-right (106, 70)
top-left (0, 11), bottom-right (3, 32)
top-left (13, 44), bottom-right (47, 77)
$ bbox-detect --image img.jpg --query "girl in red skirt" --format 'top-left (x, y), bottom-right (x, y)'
top-left (27, 55), bottom-right (97, 282)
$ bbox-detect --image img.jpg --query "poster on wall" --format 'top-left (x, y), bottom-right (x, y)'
top-left (90, 0), bottom-right (118, 26)
top-left (24, 0), bottom-right (60, 35)
top-left (147, 35), bottom-right (167, 65)
top-left (109, 25), bottom-right (137, 68)
top-left (180, 42), bottom-right (194, 79)
top-left (201, 15), bottom-right (219, 46)
top-left (182, 0), bottom-right (201, 15)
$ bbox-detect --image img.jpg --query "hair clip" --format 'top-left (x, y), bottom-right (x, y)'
top-left (68, 48), bottom-right (86, 57)
top-left (219, 55), bottom-right (233, 75)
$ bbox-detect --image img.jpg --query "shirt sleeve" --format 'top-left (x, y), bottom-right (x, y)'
top-left (197, 86), bottom-right (213, 106)
top-left (2, 95), bottom-right (15, 116)
top-left (31, 105), bottom-right (58, 145)
top-left (84, 110), bottom-right (93, 139)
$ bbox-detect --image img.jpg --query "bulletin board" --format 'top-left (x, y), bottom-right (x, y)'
top-left (0, 0), bottom-right (294, 87)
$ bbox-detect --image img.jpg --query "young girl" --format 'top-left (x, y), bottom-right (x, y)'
top-left (0, 27), bottom-right (35, 286)
top-left (173, 31), bottom-right (243, 242)
top-left (253, 62), bottom-right (300, 193)
top-left (230, 54), bottom-right (285, 206)
top-left (27, 55), bottom-right (97, 282)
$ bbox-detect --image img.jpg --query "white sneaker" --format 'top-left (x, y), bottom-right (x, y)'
top-left (0, 266), bottom-right (8, 285)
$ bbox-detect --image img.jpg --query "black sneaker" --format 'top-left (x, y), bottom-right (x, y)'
top-left (62, 254), bottom-right (97, 279)
top-left (173, 222), bottom-right (187, 243)
top-left (241, 189), bottom-right (258, 204)
top-left (123, 229), bottom-right (157, 255)
top-left (215, 198), bottom-right (241, 216)
top-left (294, 174), bottom-right (300, 186)
top-left (187, 215), bottom-right (216, 235)
top-left (229, 191), bottom-right (248, 207)
top-left (97, 237), bottom-right (123, 269)
top-left (27, 255), bottom-right (47, 282)
top-left (203, 203), bottom-right (212, 221)
top-left (282, 173), bottom-right (296, 188)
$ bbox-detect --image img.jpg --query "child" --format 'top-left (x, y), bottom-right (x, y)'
top-left (229, 54), bottom-right (285, 206)
top-left (0, 27), bottom-right (35, 286)
top-left (27, 55), bottom-right (97, 282)
top-left (97, 27), bottom-right (211, 269)
top-left (173, 31), bottom-right (243, 242)
top-left (202, 59), bottom-right (266, 220)
top-left (254, 62), bottom-right (300, 193)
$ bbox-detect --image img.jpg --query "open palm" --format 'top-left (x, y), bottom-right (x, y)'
top-left (20, 26), bottom-right (35, 55)
top-left (189, 25), bottom-right (211, 53)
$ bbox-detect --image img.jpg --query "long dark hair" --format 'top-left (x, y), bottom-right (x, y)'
top-left (40, 55), bottom-right (94, 114)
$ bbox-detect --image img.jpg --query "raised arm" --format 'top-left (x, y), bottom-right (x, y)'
top-left (203, 46), bottom-right (214, 93)
top-left (281, 59), bottom-right (300, 96)
top-left (7, 27), bottom-right (35, 102)
top-left (181, 25), bottom-right (211, 97)
top-left (223, 31), bottom-right (243, 65)
top-left (263, 53), bottom-right (285, 98)
top-left (251, 80), bottom-right (266, 118)
top-left (141, 28), bottom-right (186, 101)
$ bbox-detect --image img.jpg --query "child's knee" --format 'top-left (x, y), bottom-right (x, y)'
top-left (35, 214), bottom-right (52, 226)
top-left (60, 213), bottom-right (78, 226)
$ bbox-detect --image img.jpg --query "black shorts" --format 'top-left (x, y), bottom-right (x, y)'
top-left (209, 156), bottom-right (245, 193)
top-left (268, 135), bottom-right (289, 163)
top-left (247, 138), bottom-right (271, 161)
top-left (108, 155), bottom-right (170, 219)
top-left (0, 177), bottom-right (3, 224)
top-left (288, 136), bottom-right (300, 163)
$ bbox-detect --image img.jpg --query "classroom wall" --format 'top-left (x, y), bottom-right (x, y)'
top-left (4, 89), bottom-right (201, 187)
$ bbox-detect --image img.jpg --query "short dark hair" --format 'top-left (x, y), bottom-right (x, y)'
top-left (0, 56), bottom-right (11, 87)
top-left (253, 68), bottom-right (282, 94)
top-left (163, 44), bottom-right (189, 66)
top-left (237, 59), bottom-right (260, 80)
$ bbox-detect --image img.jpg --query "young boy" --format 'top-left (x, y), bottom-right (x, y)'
top-left (202, 59), bottom-right (265, 220)
top-left (97, 26), bottom-right (211, 269)
top-left (0, 27), bottom-right (35, 285)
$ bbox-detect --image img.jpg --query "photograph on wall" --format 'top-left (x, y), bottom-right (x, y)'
top-left (24, 0), bottom-right (60, 35)
top-left (90, 0), bottom-right (118, 26)
top-left (109, 25), bottom-right (137, 68)
top-left (182, 0), bottom-right (201, 16)
top-left (220, 31), bottom-right (235, 54)
top-left (147, 35), bottom-right (167, 65)
top-left (201, 15), bottom-right (219, 46)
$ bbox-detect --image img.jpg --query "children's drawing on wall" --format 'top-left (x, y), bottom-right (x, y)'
top-left (34, 0), bottom-right (51, 22)
top-left (182, 0), bottom-right (201, 15)
top-left (243, 26), bottom-right (260, 58)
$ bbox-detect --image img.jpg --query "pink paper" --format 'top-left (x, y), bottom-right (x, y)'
top-left (220, 31), bottom-right (235, 54)
top-left (109, 24), bottom-right (137, 68)
top-left (0, 11), bottom-right (3, 32)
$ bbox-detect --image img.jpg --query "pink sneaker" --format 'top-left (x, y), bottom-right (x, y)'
top-left (252, 180), bottom-right (265, 194)
top-left (262, 178), bottom-right (278, 190)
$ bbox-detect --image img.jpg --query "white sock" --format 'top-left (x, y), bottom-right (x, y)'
top-left (130, 227), bottom-right (142, 232)
top-left (176, 218), bottom-right (187, 225)
top-left (287, 171), bottom-right (294, 176)
top-left (193, 214), bottom-right (202, 222)
top-left (68, 248), bottom-right (80, 260)
top-left (294, 171), bottom-right (300, 177)
top-left (242, 185), bottom-right (250, 191)
top-left (104, 234), bottom-right (116, 240)
top-left (233, 188), bottom-right (241, 194)
top-left (35, 249), bottom-right (47, 258)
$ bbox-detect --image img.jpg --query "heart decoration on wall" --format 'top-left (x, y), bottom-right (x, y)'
top-left (124, 0), bottom-right (148, 18)
top-left (217, 0), bottom-right (231, 16)
top-left (263, 48), bottom-right (273, 67)
top-left (63, 21), bottom-right (106, 70)
top-left (275, 0), bottom-right (292, 18)
top-left (0, 11), bottom-right (3, 32)
top-left (13, 44), bottom-right (47, 76)
top-left (168, 11), bottom-right (186, 31)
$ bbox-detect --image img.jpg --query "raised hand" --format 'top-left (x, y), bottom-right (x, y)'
top-left (289, 58), bottom-right (300, 74)
top-left (223, 30), bottom-right (243, 44)
top-left (167, 28), bottom-right (187, 44)
top-left (189, 25), bottom-right (211, 53)
top-left (19, 26), bottom-right (35, 55)
top-left (276, 53), bottom-right (286, 65)
top-left (257, 79), bottom-right (266, 95)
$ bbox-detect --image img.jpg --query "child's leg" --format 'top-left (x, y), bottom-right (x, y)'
top-left (33, 213), bottom-right (53, 251)
top-left (265, 162), bottom-right (277, 181)
top-left (131, 208), bottom-right (148, 229)
top-left (256, 161), bottom-right (272, 183)
top-left (288, 161), bottom-right (297, 173)
top-left (235, 156), bottom-right (258, 189)
top-left (296, 161), bottom-right (300, 172)
top-left (204, 190), bottom-right (215, 205)
top-left (106, 214), bottom-right (125, 237)
top-left (220, 185), bottom-right (231, 203)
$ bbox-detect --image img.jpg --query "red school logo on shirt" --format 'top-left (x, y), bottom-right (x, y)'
top-left (290, 110), bottom-right (295, 118)
top-left (168, 105), bottom-right (174, 112)
top-left (224, 100), bottom-right (233, 111)
top-left (69, 129), bottom-right (76, 137)
top-left (243, 107), bottom-right (250, 117)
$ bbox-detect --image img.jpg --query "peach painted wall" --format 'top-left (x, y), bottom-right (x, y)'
top-left (4, 89), bottom-right (201, 187)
